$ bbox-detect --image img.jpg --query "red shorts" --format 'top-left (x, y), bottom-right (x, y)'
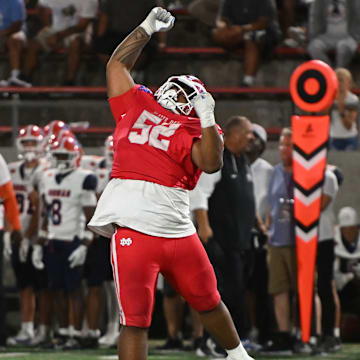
top-left (110, 227), bottom-right (220, 328)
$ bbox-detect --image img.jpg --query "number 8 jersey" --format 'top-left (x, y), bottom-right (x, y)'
top-left (89, 85), bottom-right (216, 239)
top-left (42, 168), bottom-right (97, 241)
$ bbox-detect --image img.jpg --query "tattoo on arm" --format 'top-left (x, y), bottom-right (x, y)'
top-left (109, 27), bottom-right (150, 70)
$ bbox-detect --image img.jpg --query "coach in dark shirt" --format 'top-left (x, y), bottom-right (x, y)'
top-left (191, 116), bottom-right (256, 340)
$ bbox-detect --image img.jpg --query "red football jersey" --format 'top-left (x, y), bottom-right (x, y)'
top-left (109, 85), bottom-right (204, 190)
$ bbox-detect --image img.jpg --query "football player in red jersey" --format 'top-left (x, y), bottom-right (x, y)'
top-left (88, 7), bottom-right (254, 360)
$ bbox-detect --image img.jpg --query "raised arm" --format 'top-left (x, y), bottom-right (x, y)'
top-left (191, 93), bottom-right (223, 173)
top-left (106, 7), bottom-right (175, 98)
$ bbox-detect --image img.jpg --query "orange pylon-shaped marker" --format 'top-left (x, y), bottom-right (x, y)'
top-left (290, 60), bottom-right (338, 343)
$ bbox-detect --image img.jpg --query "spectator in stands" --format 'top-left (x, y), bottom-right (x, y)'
top-left (334, 207), bottom-right (360, 323)
top-left (278, 0), bottom-right (308, 48)
top-left (18, 0), bottom-right (98, 87)
top-left (212, 0), bottom-right (281, 87)
top-left (0, 153), bottom-right (22, 347)
top-left (316, 166), bottom-right (339, 352)
top-left (264, 128), bottom-right (296, 353)
top-left (95, 0), bottom-right (165, 83)
top-left (330, 68), bottom-right (359, 151)
top-left (188, 0), bottom-right (220, 27)
top-left (307, 0), bottom-right (360, 69)
top-left (0, 0), bottom-right (27, 87)
top-left (276, 0), bottom-right (295, 37)
top-left (246, 124), bottom-right (274, 345)
top-left (192, 116), bottom-right (257, 350)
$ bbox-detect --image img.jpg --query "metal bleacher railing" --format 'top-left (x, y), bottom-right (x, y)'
top-left (0, 86), bottom-right (290, 143)
top-left (1, 84), bottom-right (360, 144)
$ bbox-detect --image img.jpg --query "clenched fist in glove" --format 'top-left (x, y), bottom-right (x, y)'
top-left (68, 244), bottom-right (87, 268)
top-left (19, 238), bottom-right (30, 263)
top-left (191, 92), bottom-right (216, 128)
top-left (140, 7), bottom-right (175, 36)
top-left (3, 232), bottom-right (12, 261)
top-left (32, 244), bottom-right (44, 270)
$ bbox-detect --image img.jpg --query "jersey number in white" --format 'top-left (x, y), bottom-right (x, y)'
top-left (128, 110), bottom-right (180, 151)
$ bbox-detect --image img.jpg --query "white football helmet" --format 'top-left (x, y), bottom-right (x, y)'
top-left (154, 75), bottom-right (207, 116)
top-left (16, 125), bottom-right (44, 162)
top-left (50, 136), bottom-right (82, 173)
top-left (104, 135), bottom-right (114, 168)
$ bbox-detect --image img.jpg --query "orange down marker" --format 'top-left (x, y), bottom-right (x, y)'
top-left (290, 61), bottom-right (338, 343)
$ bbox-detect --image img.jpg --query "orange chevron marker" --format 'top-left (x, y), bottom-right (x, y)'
top-left (293, 157), bottom-right (327, 190)
top-left (292, 116), bottom-right (330, 154)
top-left (294, 197), bottom-right (322, 227)
top-left (290, 60), bottom-right (338, 343)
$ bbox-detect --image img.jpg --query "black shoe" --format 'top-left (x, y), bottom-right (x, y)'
top-left (62, 337), bottom-right (82, 350)
top-left (156, 337), bottom-right (183, 351)
top-left (196, 337), bottom-right (226, 358)
top-left (293, 340), bottom-right (313, 355)
top-left (184, 336), bottom-right (202, 351)
top-left (261, 332), bottom-right (293, 355)
top-left (318, 335), bottom-right (339, 354)
top-left (334, 337), bottom-right (342, 352)
top-left (41, 335), bottom-right (68, 350)
top-left (80, 336), bottom-right (98, 349)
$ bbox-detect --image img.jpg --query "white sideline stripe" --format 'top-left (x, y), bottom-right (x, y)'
top-left (111, 230), bottom-right (126, 325)
top-left (98, 356), bottom-right (118, 360)
top-left (296, 226), bottom-right (318, 242)
top-left (294, 188), bottom-right (322, 206)
top-left (293, 149), bottom-right (327, 170)
top-left (0, 354), bottom-right (29, 358)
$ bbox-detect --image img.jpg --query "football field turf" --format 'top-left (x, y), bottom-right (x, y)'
top-left (1, 343), bottom-right (360, 360)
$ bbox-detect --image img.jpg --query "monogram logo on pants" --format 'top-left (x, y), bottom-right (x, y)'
top-left (120, 237), bottom-right (132, 246)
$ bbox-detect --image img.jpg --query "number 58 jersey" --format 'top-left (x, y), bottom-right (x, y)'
top-left (42, 168), bottom-right (97, 241)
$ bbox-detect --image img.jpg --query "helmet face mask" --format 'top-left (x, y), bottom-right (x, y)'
top-left (51, 152), bottom-right (78, 172)
top-left (16, 125), bottom-right (44, 162)
top-left (49, 136), bottom-right (81, 173)
top-left (154, 75), bottom-right (206, 116)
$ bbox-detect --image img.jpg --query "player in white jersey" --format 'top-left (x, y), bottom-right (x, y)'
top-left (38, 136), bottom-right (97, 348)
top-left (0, 153), bottom-right (22, 347)
top-left (89, 135), bottom-right (120, 348)
top-left (79, 136), bottom-right (116, 348)
top-left (7, 125), bottom-right (46, 346)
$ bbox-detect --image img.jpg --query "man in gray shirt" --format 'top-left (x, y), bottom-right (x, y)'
top-left (307, 0), bottom-right (360, 68)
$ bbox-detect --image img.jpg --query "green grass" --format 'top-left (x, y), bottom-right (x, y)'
top-left (0, 343), bottom-right (360, 360)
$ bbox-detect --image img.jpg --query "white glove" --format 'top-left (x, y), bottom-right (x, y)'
top-left (191, 92), bottom-right (216, 128)
top-left (352, 263), bottom-right (360, 278)
top-left (32, 244), bottom-right (44, 270)
top-left (3, 232), bottom-right (12, 261)
top-left (19, 238), bottom-right (30, 263)
top-left (335, 272), bottom-right (354, 291)
top-left (140, 7), bottom-right (175, 36)
top-left (68, 244), bottom-right (87, 268)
